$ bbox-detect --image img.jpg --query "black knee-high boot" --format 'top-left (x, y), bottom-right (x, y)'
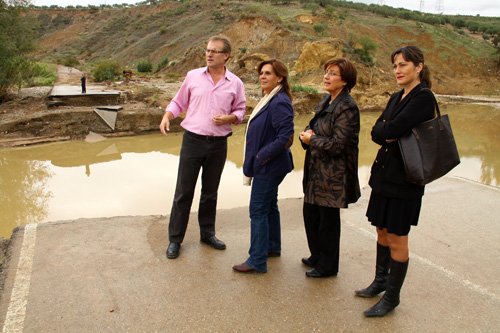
top-left (355, 243), bottom-right (390, 297)
top-left (364, 258), bottom-right (409, 317)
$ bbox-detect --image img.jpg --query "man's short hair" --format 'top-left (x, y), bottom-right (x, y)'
top-left (208, 35), bottom-right (232, 54)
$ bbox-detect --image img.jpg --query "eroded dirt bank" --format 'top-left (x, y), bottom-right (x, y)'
top-left (1, 66), bottom-right (499, 148)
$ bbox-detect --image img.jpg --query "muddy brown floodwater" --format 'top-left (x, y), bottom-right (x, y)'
top-left (0, 105), bottom-right (499, 238)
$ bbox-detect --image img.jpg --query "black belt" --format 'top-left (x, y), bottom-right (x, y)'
top-left (185, 130), bottom-right (231, 142)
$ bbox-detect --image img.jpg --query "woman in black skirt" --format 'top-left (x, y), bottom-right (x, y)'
top-left (355, 46), bottom-right (435, 317)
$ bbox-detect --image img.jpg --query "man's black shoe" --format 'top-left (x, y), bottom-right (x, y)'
top-left (200, 235), bottom-right (226, 250)
top-left (301, 257), bottom-right (315, 268)
top-left (305, 268), bottom-right (337, 278)
top-left (166, 242), bottom-right (180, 259)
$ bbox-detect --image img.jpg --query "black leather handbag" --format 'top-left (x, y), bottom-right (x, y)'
top-left (398, 91), bottom-right (460, 185)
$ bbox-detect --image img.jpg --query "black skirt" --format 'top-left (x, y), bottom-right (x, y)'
top-left (366, 192), bottom-right (422, 236)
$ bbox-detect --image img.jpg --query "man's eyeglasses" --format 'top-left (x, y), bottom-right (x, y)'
top-left (205, 49), bottom-right (226, 54)
top-left (324, 70), bottom-right (341, 77)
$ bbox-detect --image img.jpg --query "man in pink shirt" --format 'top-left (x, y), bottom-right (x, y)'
top-left (160, 35), bottom-right (246, 259)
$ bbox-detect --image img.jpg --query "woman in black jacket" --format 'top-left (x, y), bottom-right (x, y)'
top-left (299, 58), bottom-right (360, 278)
top-left (355, 46), bottom-right (435, 317)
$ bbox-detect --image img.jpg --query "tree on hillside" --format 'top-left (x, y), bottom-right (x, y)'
top-left (0, 0), bottom-right (37, 101)
top-left (4, 0), bottom-right (31, 5)
top-left (355, 36), bottom-right (377, 66)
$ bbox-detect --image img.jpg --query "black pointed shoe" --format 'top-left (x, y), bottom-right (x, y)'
top-left (305, 268), bottom-right (337, 278)
top-left (301, 257), bottom-right (315, 268)
top-left (200, 235), bottom-right (226, 250)
top-left (364, 298), bottom-right (399, 317)
top-left (166, 242), bottom-right (180, 259)
top-left (364, 258), bottom-right (409, 317)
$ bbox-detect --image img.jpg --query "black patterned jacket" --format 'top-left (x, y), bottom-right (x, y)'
top-left (301, 91), bottom-right (361, 208)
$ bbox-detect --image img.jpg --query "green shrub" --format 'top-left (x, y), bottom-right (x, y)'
top-left (0, 4), bottom-right (37, 99)
top-left (155, 56), bottom-right (169, 72)
top-left (343, 35), bottom-right (377, 66)
top-left (30, 63), bottom-right (57, 86)
top-left (212, 10), bottom-right (223, 20)
top-left (60, 55), bottom-right (79, 67)
top-left (451, 18), bottom-right (467, 28)
top-left (313, 23), bottom-right (327, 34)
top-left (292, 85), bottom-right (318, 94)
top-left (92, 60), bottom-right (121, 82)
top-left (325, 5), bottom-right (335, 16)
top-left (51, 14), bottom-right (72, 27)
top-left (174, 3), bottom-right (188, 15)
top-left (137, 60), bottom-right (153, 73)
top-left (11, 61), bottom-right (57, 88)
top-left (303, 3), bottom-right (320, 15)
top-left (467, 21), bottom-right (480, 33)
top-left (244, 5), bottom-right (260, 14)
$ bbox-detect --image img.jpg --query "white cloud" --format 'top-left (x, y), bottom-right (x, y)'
top-left (32, 0), bottom-right (141, 7)
top-left (357, 0), bottom-right (500, 17)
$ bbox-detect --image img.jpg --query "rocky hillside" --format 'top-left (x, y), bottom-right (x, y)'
top-left (1, 0), bottom-right (497, 147)
top-left (31, 0), bottom-right (499, 100)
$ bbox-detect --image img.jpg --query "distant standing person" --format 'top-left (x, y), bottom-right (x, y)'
top-left (299, 58), bottom-right (361, 278)
top-left (355, 46), bottom-right (435, 317)
top-left (80, 74), bottom-right (86, 94)
top-left (159, 35), bottom-right (246, 259)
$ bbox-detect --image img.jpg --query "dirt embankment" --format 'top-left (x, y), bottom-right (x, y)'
top-left (1, 64), bottom-right (499, 148)
top-left (0, 64), bottom-right (320, 147)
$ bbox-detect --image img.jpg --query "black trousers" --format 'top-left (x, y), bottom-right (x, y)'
top-left (168, 131), bottom-right (227, 243)
top-left (303, 202), bottom-right (341, 274)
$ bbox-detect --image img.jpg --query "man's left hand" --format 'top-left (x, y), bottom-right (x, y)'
top-left (212, 114), bottom-right (236, 126)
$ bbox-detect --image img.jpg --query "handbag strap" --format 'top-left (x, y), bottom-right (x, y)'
top-left (421, 88), bottom-right (441, 118)
top-left (421, 88), bottom-right (444, 130)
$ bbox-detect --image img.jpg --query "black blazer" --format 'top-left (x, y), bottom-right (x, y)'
top-left (368, 83), bottom-right (435, 198)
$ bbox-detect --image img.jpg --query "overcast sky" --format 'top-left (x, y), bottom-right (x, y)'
top-left (31, 0), bottom-right (500, 17)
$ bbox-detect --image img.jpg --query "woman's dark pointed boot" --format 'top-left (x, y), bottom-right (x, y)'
top-left (355, 243), bottom-right (390, 298)
top-left (364, 258), bottom-right (409, 317)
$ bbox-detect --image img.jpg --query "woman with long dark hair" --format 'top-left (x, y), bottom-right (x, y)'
top-left (355, 46), bottom-right (435, 317)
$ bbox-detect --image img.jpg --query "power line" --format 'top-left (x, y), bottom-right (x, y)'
top-left (435, 0), bottom-right (444, 13)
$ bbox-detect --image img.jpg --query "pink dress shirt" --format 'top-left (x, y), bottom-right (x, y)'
top-left (166, 67), bottom-right (246, 137)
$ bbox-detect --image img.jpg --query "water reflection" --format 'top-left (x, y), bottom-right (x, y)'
top-left (0, 157), bottom-right (52, 237)
top-left (0, 103), bottom-right (498, 238)
top-left (442, 104), bottom-right (500, 186)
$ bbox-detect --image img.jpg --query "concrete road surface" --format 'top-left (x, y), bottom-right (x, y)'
top-left (0, 177), bottom-right (499, 332)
